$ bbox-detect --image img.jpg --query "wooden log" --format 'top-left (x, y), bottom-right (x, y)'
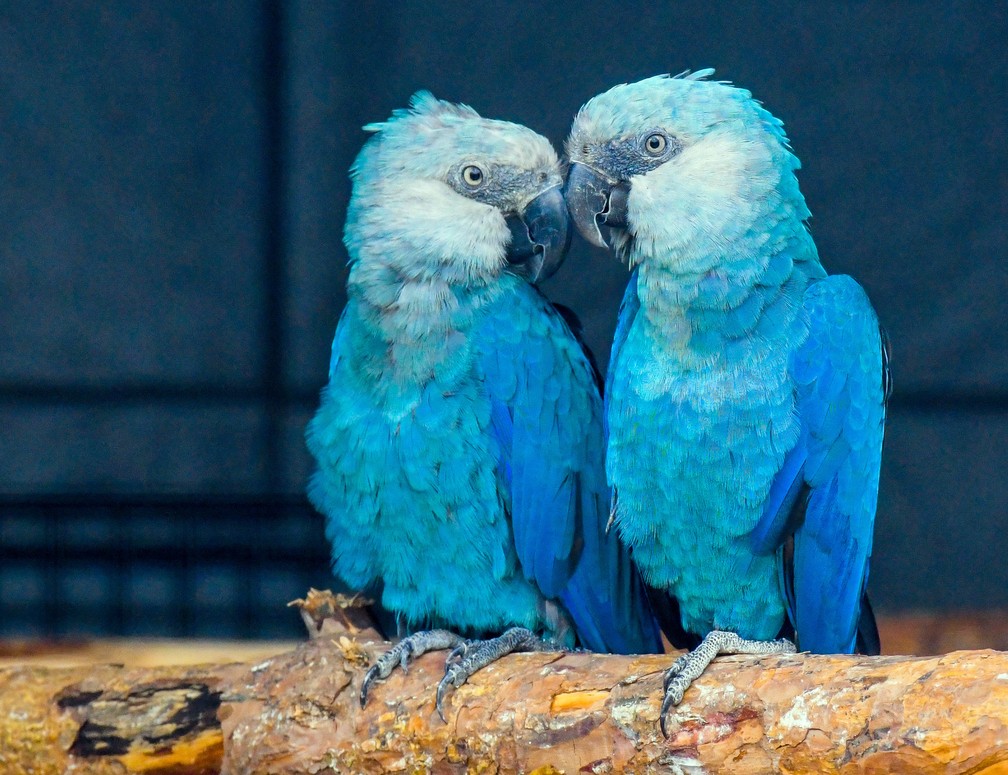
top-left (219, 636), bottom-right (1008, 774)
top-left (1, 593), bottom-right (1007, 774)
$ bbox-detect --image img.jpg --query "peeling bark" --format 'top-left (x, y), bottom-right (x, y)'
top-left (1, 594), bottom-right (1007, 774)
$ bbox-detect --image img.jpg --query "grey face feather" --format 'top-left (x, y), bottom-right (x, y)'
top-left (448, 164), bottom-right (552, 214)
top-left (345, 92), bottom-right (569, 290)
top-left (578, 130), bottom-right (683, 183)
top-left (564, 72), bottom-right (808, 267)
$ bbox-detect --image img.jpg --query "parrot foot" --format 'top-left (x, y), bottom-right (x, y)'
top-left (435, 626), bottom-right (554, 722)
top-left (659, 630), bottom-right (796, 737)
top-left (359, 629), bottom-right (466, 708)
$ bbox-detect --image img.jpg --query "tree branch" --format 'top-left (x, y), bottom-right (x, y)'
top-left (2, 592), bottom-right (1007, 774)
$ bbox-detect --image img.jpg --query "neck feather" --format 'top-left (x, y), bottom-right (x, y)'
top-left (634, 193), bottom-right (825, 367)
top-left (344, 255), bottom-right (502, 392)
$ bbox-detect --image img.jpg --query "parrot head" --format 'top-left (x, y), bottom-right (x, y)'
top-left (564, 70), bottom-right (806, 269)
top-left (345, 92), bottom-right (570, 286)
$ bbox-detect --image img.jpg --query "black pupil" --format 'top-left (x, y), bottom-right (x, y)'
top-left (467, 167), bottom-right (482, 183)
top-left (648, 136), bottom-right (662, 150)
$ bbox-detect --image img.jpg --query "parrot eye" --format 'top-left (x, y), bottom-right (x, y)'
top-left (461, 165), bottom-right (486, 188)
top-left (643, 133), bottom-right (668, 156)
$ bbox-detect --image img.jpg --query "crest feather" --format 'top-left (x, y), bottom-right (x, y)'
top-left (363, 91), bottom-right (481, 133)
top-left (673, 67), bottom-right (717, 81)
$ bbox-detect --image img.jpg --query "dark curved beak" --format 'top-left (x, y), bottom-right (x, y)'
top-left (504, 185), bottom-right (571, 283)
top-left (563, 162), bottom-right (629, 249)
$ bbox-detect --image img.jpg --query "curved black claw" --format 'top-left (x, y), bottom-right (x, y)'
top-left (659, 685), bottom-right (677, 739)
top-left (359, 664), bottom-right (381, 708)
top-left (359, 644), bottom-right (411, 708)
top-left (436, 662), bottom-right (467, 723)
top-left (662, 653), bottom-right (689, 693)
top-left (444, 640), bottom-right (471, 667)
top-left (358, 629), bottom-right (465, 708)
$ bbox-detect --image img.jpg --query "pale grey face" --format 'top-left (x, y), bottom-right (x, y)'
top-left (347, 95), bottom-right (571, 284)
top-left (563, 74), bottom-right (795, 257)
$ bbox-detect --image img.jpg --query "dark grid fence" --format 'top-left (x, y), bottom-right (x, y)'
top-left (0, 2), bottom-right (329, 640)
top-left (2, 2), bottom-right (1007, 641)
top-left (0, 497), bottom-right (330, 639)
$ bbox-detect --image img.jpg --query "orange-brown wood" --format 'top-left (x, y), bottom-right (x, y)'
top-left (2, 596), bottom-right (1008, 774)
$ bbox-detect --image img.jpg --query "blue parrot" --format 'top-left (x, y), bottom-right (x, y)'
top-left (563, 71), bottom-right (889, 731)
top-left (306, 92), bottom-right (663, 718)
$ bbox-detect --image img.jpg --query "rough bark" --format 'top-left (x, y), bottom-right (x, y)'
top-left (219, 637), bottom-right (1008, 774)
top-left (1, 593), bottom-right (1007, 774)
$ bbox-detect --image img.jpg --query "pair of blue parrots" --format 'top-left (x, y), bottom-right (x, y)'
top-left (306, 70), bottom-right (888, 729)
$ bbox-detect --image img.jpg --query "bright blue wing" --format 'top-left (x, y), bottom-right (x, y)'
top-left (478, 279), bottom-right (661, 654)
top-left (752, 275), bottom-right (887, 654)
top-left (327, 308), bottom-right (350, 379)
top-left (600, 266), bottom-right (640, 530)
top-left (481, 299), bottom-right (578, 601)
top-left (606, 267), bottom-right (640, 419)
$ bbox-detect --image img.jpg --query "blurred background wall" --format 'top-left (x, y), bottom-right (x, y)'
top-left (1, 2), bottom-right (1006, 641)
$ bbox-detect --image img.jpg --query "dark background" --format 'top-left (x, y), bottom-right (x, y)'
top-left (2, 2), bottom-right (1006, 640)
